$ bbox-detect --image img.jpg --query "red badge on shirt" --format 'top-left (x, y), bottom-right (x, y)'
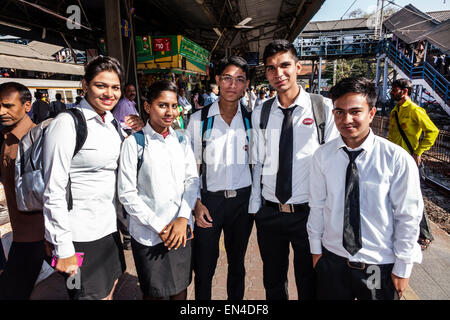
top-left (303, 118), bottom-right (314, 125)
top-left (243, 145), bottom-right (248, 151)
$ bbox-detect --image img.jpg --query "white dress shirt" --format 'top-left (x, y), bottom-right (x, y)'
top-left (186, 100), bottom-right (252, 195)
top-left (118, 124), bottom-right (199, 247)
top-left (43, 98), bottom-right (122, 259)
top-left (254, 97), bottom-right (268, 109)
top-left (248, 86), bottom-right (339, 213)
top-left (307, 130), bottom-right (423, 278)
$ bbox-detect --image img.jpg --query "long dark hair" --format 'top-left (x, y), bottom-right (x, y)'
top-left (84, 56), bottom-right (124, 85)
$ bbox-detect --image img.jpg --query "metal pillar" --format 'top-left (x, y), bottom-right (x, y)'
top-left (382, 58), bottom-right (389, 103)
top-left (419, 85), bottom-right (423, 107)
top-left (375, 55), bottom-right (381, 87)
top-left (310, 60), bottom-right (315, 93)
top-left (104, 0), bottom-right (124, 67)
top-left (423, 41), bottom-right (428, 65)
top-left (318, 57), bottom-right (322, 94)
top-left (333, 59), bottom-right (337, 86)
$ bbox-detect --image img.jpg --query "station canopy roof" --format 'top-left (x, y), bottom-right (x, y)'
top-left (0, 0), bottom-right (325, 66)
top-left (0, 40), bottom-right (84, 75)
top-left (383, 4), bottom-right (450, 55)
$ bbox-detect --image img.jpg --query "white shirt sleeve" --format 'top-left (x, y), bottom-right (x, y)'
top-left (248, 110), bottom-right (263, 213)
top-left (176, 135), bottom-right (199, 220)
top-left (185, 114), bottom-right (202, 201)
top-left (117, 136), bottom-right (168, 234)
top-left (43, 113), bottom-right (77, 259)
top-left (307, 149), bottom-right (326, 254)
top-left (389, 152), bottom-right (423, 278)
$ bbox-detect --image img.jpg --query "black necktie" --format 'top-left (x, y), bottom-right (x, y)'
top-left (342, 147), bottom-right (363, 256)
top-left (275, 106), bottom-right (297, 204)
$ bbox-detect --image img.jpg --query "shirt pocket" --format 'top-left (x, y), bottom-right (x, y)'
top-left (360, 181), bottom-right (390, 216)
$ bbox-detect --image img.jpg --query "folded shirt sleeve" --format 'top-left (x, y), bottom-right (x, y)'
top-left (43, 113), bottom-right (77, 258)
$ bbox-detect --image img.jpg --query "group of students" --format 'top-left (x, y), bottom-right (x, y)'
top-left (0, 39), bottom-right (429, 300)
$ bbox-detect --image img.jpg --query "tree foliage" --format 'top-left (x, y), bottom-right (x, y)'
top-left (324, 58), bottom-right (378, 85)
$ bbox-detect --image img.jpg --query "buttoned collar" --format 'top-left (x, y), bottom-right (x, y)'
top-left (143, 121), bottom-right (176, 141)
top-left (79, 97), bottom-right (116, 123)
top-left (336, 129), bottom-right (375, 155)
top-left (207, 98), bottom-right (242, 118)
top-left (2, 114), bottom-right (34, 141)
top-left (271, 85), bottom-right (308, 114)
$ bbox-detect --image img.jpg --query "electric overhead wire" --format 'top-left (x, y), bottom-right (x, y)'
top-left (330, 0), bottom-right (359, 30)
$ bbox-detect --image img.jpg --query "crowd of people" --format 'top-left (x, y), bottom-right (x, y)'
top-left (0, 39), bottom-right (439, 301)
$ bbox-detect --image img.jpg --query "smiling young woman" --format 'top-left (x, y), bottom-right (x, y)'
top-left (42, 56), bottom-right (128, 300)
top-left (118, 80), bottom-right (199, 300)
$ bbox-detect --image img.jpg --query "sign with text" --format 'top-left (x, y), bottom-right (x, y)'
top-left (179, 37), bottom-right (209, 65)
top-left (153, 37), bottom-right (171, 52)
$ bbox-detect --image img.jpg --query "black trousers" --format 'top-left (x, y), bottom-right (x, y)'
top-left (316, 247), bottom-right (399, 300)
top-left (255, 204), bottom-right (315, 300)
top-left (419, 174), bottom-right (433, 241)
top-left (0, 240), bottom-right (45, 300)
top-left (193, 191), bottom-right (254, 300)
top-left (0, 238), bottom-right (6, 270)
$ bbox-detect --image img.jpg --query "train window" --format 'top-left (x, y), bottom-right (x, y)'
top-left (55, 90), bottom-right (64, 102)
top-left (65, 90), bottom-right (74, 103)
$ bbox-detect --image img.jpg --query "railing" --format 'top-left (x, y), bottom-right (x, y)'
top-left (377, 39), bottom-right (450, 105)
top-left (296, 38), bottom-right (379, 58)
top-left (371, 115), bottom-right (450, 165)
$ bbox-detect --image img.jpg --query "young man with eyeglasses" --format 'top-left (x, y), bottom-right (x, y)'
top-left (249, 39), bottom-right (339, 300)
top-left (186, 56), bottom-right (253, 300)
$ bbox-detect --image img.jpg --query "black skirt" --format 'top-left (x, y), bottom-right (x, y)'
top-left (131, 237), bottom-right (192, 298)
top-left (67, 231), bottom-right (126, 300)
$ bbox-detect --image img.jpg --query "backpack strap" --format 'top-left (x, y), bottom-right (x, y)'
top-left (240, 103), bottom-right (253, 179)
top-left (309, 93), bottom-right (326, 145)
top-left (64, 108), bottom-right (88, 157)
top-left (61, 108), bottom-right (88, 211)
top-left (258, 98), bottom-right (275, 194)
top-left (133, 130), bottom-right (145, 173)
top-left (133, 129), bottom-right (185, 176)
top-left (259, 97), bottom-right (275, 131)
top-left (200, 105), bottom-right (214, 193)
top-left (394, 110), bottom-right (414, 155)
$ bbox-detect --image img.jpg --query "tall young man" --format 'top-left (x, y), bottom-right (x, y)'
top-left (388, 78), bottom-right (439, 250)
top-left (0, 82), bottom-right (46, 299)
top-left (249, 39), bottom-right (338, 300)
top-left (308, 77), bottom-right (423, 299)
top-left (186, 56), bottom-right (253, 300)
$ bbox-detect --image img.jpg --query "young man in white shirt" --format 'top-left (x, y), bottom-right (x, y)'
top-left (186, 56), bottom-right (253, 300)
top-left (249, 39), bottom-right (338, 300)
top-left (307, 77), bottom-right (423, 300)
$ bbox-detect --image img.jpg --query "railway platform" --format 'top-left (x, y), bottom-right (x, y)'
top-left (0, 219), bottom-right (441, 300)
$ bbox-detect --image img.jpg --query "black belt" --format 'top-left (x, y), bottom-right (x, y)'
top-left (264, 199), bottom-right (309, 213)
top-left (202, 186), bottom-right (251, 198)
top-left (322, 247), bottom-right (371, 270)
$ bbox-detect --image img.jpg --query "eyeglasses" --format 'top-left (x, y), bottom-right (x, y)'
top-left (220, 75), bottom-right (247, 85)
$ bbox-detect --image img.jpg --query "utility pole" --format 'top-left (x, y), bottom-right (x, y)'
top-left (374, 0), bottom-right (385, 39)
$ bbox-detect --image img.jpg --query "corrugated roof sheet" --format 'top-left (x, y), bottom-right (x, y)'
top-left (0, 40), bottom-right (83, 75)
top-left (420, 19), bottom-right (450, 55)
top-left (383, 4), bottom-right (440, 44)
top-left (426, 10), bottom-right (450, 22)
top-left (303, 18), bottom-right (373, 33)
top-left (0, 40), bottom-right (62, 60)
